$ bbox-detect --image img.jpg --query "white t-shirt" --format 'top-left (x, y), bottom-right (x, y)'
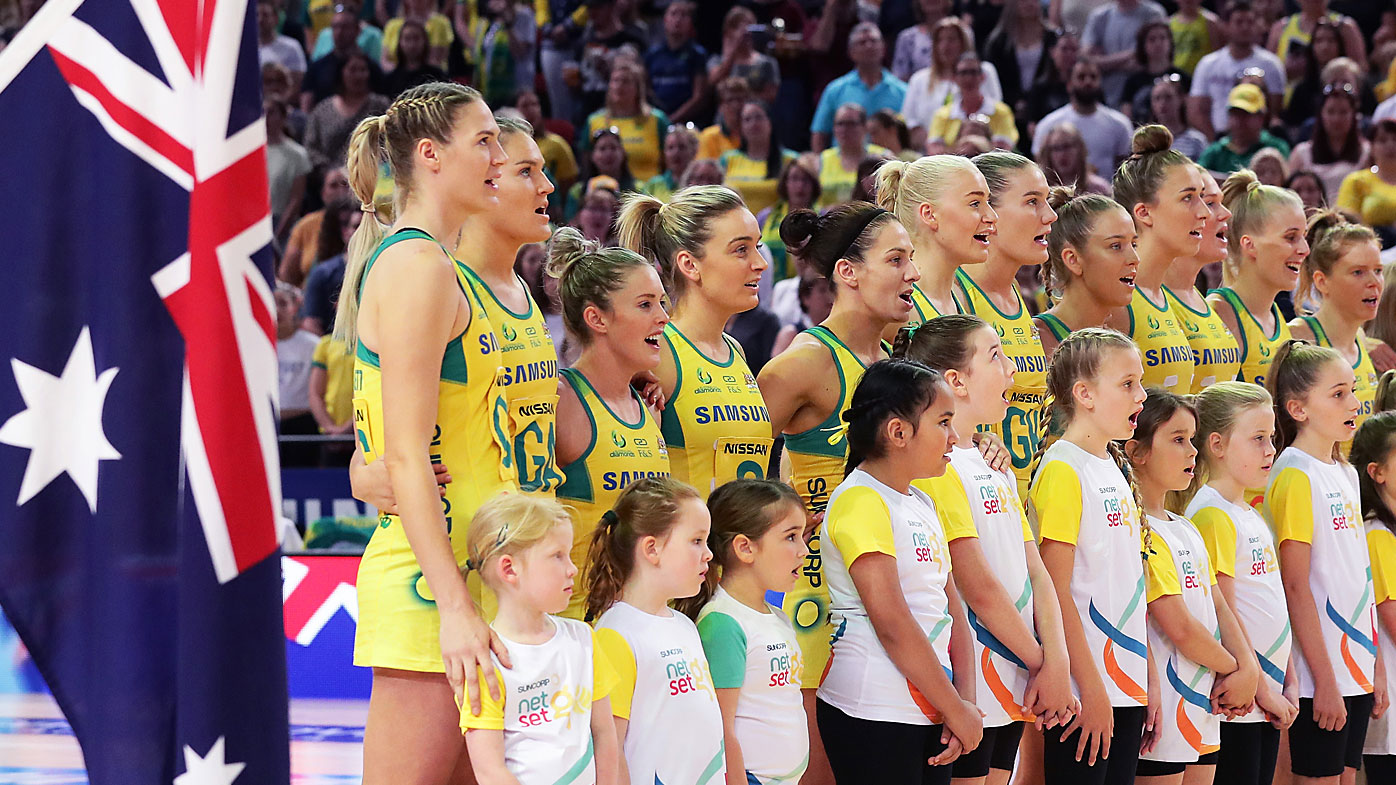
top-left (915, 446), bottom-right (1035, 727)
top-left (1142, 512), bottom-right (1221, 763)
top-left (818, 468), bottom-right (954, 725)
top-left (1031, 103), bottom-right (1133, 180)
top-left (259, 34), bottom-right (307, 73)
top-left (902, 63), bottom-right (1004, 132)
top-left (266, 138), bottom-right (312, 218)
top-left (696, 587), bottom-right (809, 784)
top-left (278, 329), bottom-right (319, 412)
top-left (1265, 446), bottom-right (1374, 698)
top-left (1188, 45), bottom-right (1286, 131)
top-left (1187, 485), bottom-right (1290, 723)
top-left (595, 602), bottom-right (726, 785)
top-left (460, 616), bottom-right (616, 785)
top-left (1029, 439), bottom-right (1148, 707)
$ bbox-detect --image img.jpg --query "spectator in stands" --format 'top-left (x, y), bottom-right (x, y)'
top-left (983, 0), bottom-right (1058, 123)
top-left (1025, 30), bottom-right (1080, 126)
top-left (1188, 2), bottom-right (1284, 139)
top-left (258, 0), bottom-right (307, 94)
top-left (1082, 0), bottom-right (1167, 106)
top-left (759, 156), bottom-right (820, 287)
top-left (1249, 147), bottom-right (1289, 186)
top-left (301, 0), bottom-right (337, 52)
top-left (1122, 21), bottom-right (1187, 118)
top-left (1337, 119), bottom-right (1396, 233)
top-left (280, 166), bottom-right (349, 285)
top-left (642, 124), bottom-right (698, 202)
top-left (302, 5), bottom-right (383, 108)
top-left (724, 301), bottom-right (782, 373)
top-left (572, 185), bottom-right (620, 245)
top-left (539, 0), bottom-right (585, 125)
top-left (305, 51), bottom-right (390, 169)
top-left (772, 274), bottom-right (835, 355)
top-left (1041, 122), bottom-right (1114, 195)
top-left (867, 108), bottom-right (918, 161)
top-left (903, 18), bottom-right (1003, 142)
top-left (928, 53), bottom-right (1019, 154)
top-left (467, 0), bottom-right (534, 105)
top-left (644, 1), bottom-right (708, 125)
top-left (309, 333), bottom-right (355, 442)
top-left (380, 0), bottom-right (449, 70)
top-left (263, 62), bottom-right (307, 140)
top-left (1198, 83), bottom-right (1291, 175)
top-left (310, 0), bottom-right (382, 63)
top-left (275, 282), bottom-right (320, 466)
top-left (847, 156), bottom-right (884, 202)
top-left (818, 103), bottom-right (890, 207)
top-left (1144, 75), bottom-right (1209, 160)
top-left (569, 0), bottom-right (647, 120)
top-left (891, 0), bottom-right (950, 82)
top-left (566, 127), bottom-right (635, 219)
top-left (514, 90), bottom-right (578, 217)
top-left (698, 76), bottom-right (749, 161)
top-left (1281, 19), bottom-right (1344, 126)
top-left (1268, 0), bottom-right (1366, 73)
top-left (806, 0), bottom-right (859, 94)
top-left (810, 22), bottom-right (906, 153)
top-left (708, 6), bottom-right (780, 107)
top-left (1169, 0), bottom-right (1223, 76)
top-left (1288, 82), bottom-right (1369, 202)
top-left (1032, 57), bottom-right (1132, 178)
top-left (720, 101), bottom-right (797, 213)
top-left (580, 60), bottom-right (669, 182)
top-left (265, 98), bottom-right (312, 244)
top-left (681, 158), bottom-right (725, 188)
top-left (382, 20), bottom-right (447, 97)
top-left (1287, 170), bottom-right (1329, 210)
top-left (300, 197), bottom-right (358, 335)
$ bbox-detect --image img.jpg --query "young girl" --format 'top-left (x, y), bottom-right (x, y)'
top-left (548, 229), bottom-right (673, 620)
top-left (1029, 328), bottom-right (1153, 785)
top-left (1207, 170), bottom-right (1309, 387)
top-left (460, 493), bottom-right (621, 785)
top-left (1185, 382), bottom-right (1299, 785)
top-left (679, 479), bottom-right (810, 785)
top-left (1164, 167), bottom-right (1243, 394)
top-left (1108, 125), bottom-right (1210, 395)
top-left (1032, 190), bottom-right (1141, 359)
top-left (1356, 405), bottom-right (1396, 781)
top-left (817, 359), bottom-right (982, 785)
top-left (896, 316), bottom-right (1078, 785)
top-left (958, 150), bottom-right (1057, 499)
top-left (875, 155), bottom-right (999, 323)
top-left (1287, 211), bottom-right (1384, 439)
top-left (1265, 341), bottom-right (1377, 785)
top-left (1124, 391), bottom-right (1258, 785)
top-left (588, 477), bottom-right (726, 785)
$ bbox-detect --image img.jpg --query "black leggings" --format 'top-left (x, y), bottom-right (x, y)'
top-left (1042, 705), bottom-right (1146, 785)
top-left (1215, 722), bottom-right (1280, 785)
top-left (1365, 754), bottom-right (1396, 783)
top-left (952, 721), bottom-right (1026, 778)
top-left (816, 698), bottom-right (953, 785)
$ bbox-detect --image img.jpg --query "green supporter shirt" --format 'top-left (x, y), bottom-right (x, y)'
top-left (1197, 130), bottom-right (1292, 175)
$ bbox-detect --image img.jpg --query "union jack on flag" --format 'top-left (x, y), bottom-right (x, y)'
top-left (0, 0), bottom-right (290, 782)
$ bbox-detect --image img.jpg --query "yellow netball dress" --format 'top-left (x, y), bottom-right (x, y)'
top-left (1165, 286), bottom-right (1240, 394)
top-left (660, 324), bottom-right (773, 496)
top-left (460, 268), bottom-right (562, 495)
top-left (556, 367), bottom-right (670, 620)
top-left (352, 229), bottom-right (517, 673)
top-left (1035, 312), bottom-right (1074, 343)
top-left (957, 270), bottom-right (1048, 499)
top-left (782, 325), bottom-right (878, 687)
top-left (908, 283), bottom-right (955, 327)
top-left (1298, 316), bottom-right (1379, 431)
top-left (1211, 287), bottom-right (1292, 385)
top-left (1128, 287), bottom-right (1194, 393)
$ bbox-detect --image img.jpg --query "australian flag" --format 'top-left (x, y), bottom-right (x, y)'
top-left (0, 1), bottom-right (290, 783)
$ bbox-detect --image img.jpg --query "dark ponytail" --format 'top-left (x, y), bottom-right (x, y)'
top-left (779, 201), bottom-right (896, 280)
top-left (584, 477), bottom-right (703, 621)
top-left (843, 359), bottom-right (949, 476)
top-left (1351, 411), bottom-right (1396, 534)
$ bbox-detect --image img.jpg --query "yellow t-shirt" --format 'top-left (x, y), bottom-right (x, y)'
top-left (381, 14), bottom-right (454, 67)
top-left (928, 102), bottom-right (1019, 148)
top-left (816, 145), bottom-right (891, 209)
top-left (312, 334), bottom-right (354, 428)
top-left (585, 109), bottom-right (669, 181)
top-left (720, 148), bottom-right (798, 214)
top-left (1337, 168), bottom-right (1396, 229)
top-left (697, 123), bottom-right (739, 160)
top-left (1169, 13), bottom-right (1213, 75)
top-left (536, 132), bottom-right (580, 185)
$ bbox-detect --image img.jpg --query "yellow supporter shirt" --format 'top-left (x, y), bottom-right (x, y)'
top-left (312, 334), bottom-right (354, 428)
top-left (1337, 168), bottom-right (1396, 230)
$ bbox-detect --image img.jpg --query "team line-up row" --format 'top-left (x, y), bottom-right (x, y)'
top-left (335, 82), bottom-right (1394, 785)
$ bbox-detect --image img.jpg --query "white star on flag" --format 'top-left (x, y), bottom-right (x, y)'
top-left (0, 326), bottom-right (120, 512)
top-left (174, 736), bottom-right (246, 785)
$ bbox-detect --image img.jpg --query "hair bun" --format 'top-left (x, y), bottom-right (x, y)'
top-left (1130, 124), bottom-right (1174, 156)
top-left (1047, 185), bottom-right (1078, 212)
top-left (779, 208), bottom-right (821, 255)
top-left (544, 226), bottom-right (599, 280)
top-left (1220, 169), bottom-right (1261, 209)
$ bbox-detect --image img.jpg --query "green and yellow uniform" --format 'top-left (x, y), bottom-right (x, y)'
top-left (908, 283), bottom-right (956, 327)
top-left (352, 229), bottom-right (517, 672)
top-left (1298, 315), bottom-right (1379, 433)
top-left (1166, 286), bottom-right (1240, 394)
top-left (957, 270), bottom-right (1048, 498)
top-left (1211, 287), bottom-right (1292, 385)
top-left (583, 108), bottom-right (670, 181)
top-left (461, 268), bottom-right (562, 495)
top-left (781, 326), bottom-right (882, 687)
top-left (817, 145), bottom-right (890, 208)
top-left (660, 324), bottom-right (773, 496)
top-left (720, 147), bottom-right (798, 214)
top-left (761, 202), bottom-right (794, 283)
top-left (556, 367), bottom-right (670, 619)
top-left (1127, 287), bottom-right (1194, 394)
top-left (1035, 312), bottom-right (1073, 343)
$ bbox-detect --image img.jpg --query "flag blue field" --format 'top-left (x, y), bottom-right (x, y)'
top-left (0, 1), bottom-right (290, 783)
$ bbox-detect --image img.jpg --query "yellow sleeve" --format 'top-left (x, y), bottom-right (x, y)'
top-left (827, 485), bottom-right (896, 565)
top-left (594, 628), bottom-right (636, 719)
top-left (1146, 540), bottom-right (1182, 602)
top-left (1191, 506), bottom-right (1238, 578)
top-left (1266, 467), bottom-right (1314, 545)
top-left (591, 626), bottom-right (619, 701)
top-left (312, 336), bottom-right (330, 368)
top-left (1032, 460), bottom-right (1084, 545)
top-left (929, 108), bottom-right (950, 141)
top-left (1336, 171), bottom-right (1363, 214)
top-left (460, 666), bottom-right (507, 731)
top-left (913, 467), bottom-right (977, 542)
top-left (1369, 527), bottom-right (1396, 604)
top-left (427, 14), bottom-right (454, 46)
top-left (991, 105), bottom-right (1020, 146)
